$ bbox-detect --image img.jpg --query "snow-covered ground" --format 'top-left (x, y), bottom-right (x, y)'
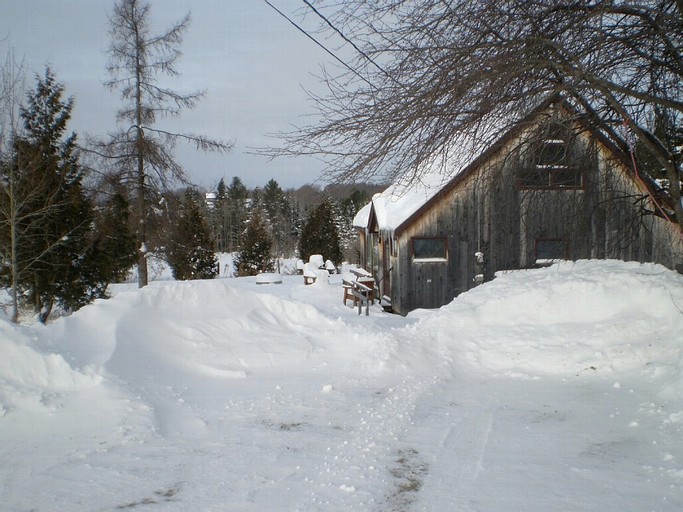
top-left (1, 259), bottom-right (683, 511)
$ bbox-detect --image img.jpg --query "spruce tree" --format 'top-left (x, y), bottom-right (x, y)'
top-left (57, 193), bottom-right (135, 309)
top-left (298, 198), bottom-right (343, 265)
top-left (263, 179), bottom-right (286, 219)
top-left (338, 188), bottom-right (371, 261)
top-left (263, 178), bottom-right (297, 257)
top-left (209, 177), bottom-right (228, 252)
top-left (166, 189), bottom-right (217, 280)
top-left (80, 191), bottom-right (137, 298)
top-left (1, 68), bottom-right (93, 322)
top-left (226, 176), bottom-right (248, 252)
top-left (235, 208), bottom-right (273, 276)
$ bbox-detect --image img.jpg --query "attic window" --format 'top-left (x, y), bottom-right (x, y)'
top-left (538, 138), bottom-right (567, 167)
top-left (412, 237), bottom-right (447, 261)
top-left (519, 131), bottom-right (583, 189)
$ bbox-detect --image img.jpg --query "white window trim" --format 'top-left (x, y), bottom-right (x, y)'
top-left (413, 256), bottom-right (448, 263)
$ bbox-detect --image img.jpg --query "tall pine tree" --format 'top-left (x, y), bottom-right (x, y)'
top-left (208, 177), bottom-right (228, 252)
top-left (262, 178), bottom-right (297, 258)
top-left (227, 176), bottom-right (248, 252)
top-left (104, 0), bottom-right (231, 287)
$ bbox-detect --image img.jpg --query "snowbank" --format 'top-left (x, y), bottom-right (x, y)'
top-left (415, 259), bottom-right (683, 379)
top-left (42, 279), bottom-right (372, 387)
top-left (0, 318), bottom-right (101, 415)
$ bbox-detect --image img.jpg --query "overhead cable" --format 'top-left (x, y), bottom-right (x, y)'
top-left (301, 0), bottom-right (399, 87)
top-left (262, 0), bottom-right (374, 87)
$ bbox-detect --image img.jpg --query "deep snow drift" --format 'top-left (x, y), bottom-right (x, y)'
top-left (1, 259), bottom-right (682, 511)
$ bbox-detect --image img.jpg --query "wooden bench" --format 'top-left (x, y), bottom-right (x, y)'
top-left (304, 269), bottom-right (317, 285)
top-left (255, 273), bottom-right (283, 285)
top-left (303, 261), bottom-right (328, 285)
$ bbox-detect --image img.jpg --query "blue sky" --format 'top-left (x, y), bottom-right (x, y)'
top-left (0, 0), bottom-right (333, 189)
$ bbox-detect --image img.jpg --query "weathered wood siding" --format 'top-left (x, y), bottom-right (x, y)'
top-left (387, 118), bottom-right (683, 316)
top-left (391, 173), bottom-right (483, 314)
top-left (357, 230), bottom-right (367, 267)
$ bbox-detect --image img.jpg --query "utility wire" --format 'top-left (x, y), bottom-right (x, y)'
top-left (262, 0), bottom-right (374, 87)
top-left (301, 0), bottom-right (400, 88)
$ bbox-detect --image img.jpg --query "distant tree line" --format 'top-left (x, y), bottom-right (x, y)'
top-left (207, 176), bottom-right (381, 276)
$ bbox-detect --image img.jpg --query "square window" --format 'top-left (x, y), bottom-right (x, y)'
top-left (519, 129), bottom-right (583, 190)
top-left (413, 237), bottom-right (447, 260)
top-left (538, 140), bottom-right (567, 167)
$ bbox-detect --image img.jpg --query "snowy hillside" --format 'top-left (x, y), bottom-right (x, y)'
top-left (1, 260), bottom-right (683, 511)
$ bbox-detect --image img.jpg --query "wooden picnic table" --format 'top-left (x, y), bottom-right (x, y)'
top-left (342, 269), bottom-right (376, 315)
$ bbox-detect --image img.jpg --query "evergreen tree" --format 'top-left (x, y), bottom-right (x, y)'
top-left (298, 197), bottom-right (343, 265)
top-left (263, 179), bottom-right (286, 219)
top-left (226, 176), bottom-right (248, 251)
top-left (262, 178), bottom-right (292, 257)
top-left (250, 186), bottom-right (263, 211)
top-left (209, 177), bottom-right (229, 252)
top-left (289, 198), bottom-right (305, 250)
top-left (166, 189), bottom-right (217, 280)
top-left (85, 191), bottom-right (137, 295)
top-left (235, 208), bottom-right (273, 276)
top-left (58, 191), bottom-right (137, 308)
top-left (338, 188), bottom-right (371, 261)
top-left (635, 113), bottom-right (683, 189)
top-left (280, 192), bottom-right (300, 257)
top-left (0, 68), bottom-right (93, 322)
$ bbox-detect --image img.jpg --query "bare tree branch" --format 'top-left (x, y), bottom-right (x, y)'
top-left (268, 0), bottom-right (683, 231)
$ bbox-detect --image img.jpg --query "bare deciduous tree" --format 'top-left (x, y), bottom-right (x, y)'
top-left (1, 53), bottom-right (27, 322)
top-left (276, 0), bottom-right (683, 230)
top-left (102, 0), bottom-right (232, 287)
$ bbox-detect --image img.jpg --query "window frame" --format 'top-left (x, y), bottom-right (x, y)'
top-left (519, 137), bottom-right (584, 190)
top-left (411, 236), bottom-right (448, 262)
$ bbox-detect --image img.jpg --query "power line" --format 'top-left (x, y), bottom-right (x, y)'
top-left (301, 0), bottom-right (399, 87)
top-left (262, 0), bottom-right (374, 87)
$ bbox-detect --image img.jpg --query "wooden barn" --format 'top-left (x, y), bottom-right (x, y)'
top-left (354, 97), bottom-right (683, 316)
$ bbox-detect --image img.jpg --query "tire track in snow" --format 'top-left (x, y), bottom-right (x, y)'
top-left (396, 384), bottom-right (496, 512)
top-left (446, 410), bottom-right (493, 511)
top-left (300, 375), bottom-right (438, 511)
